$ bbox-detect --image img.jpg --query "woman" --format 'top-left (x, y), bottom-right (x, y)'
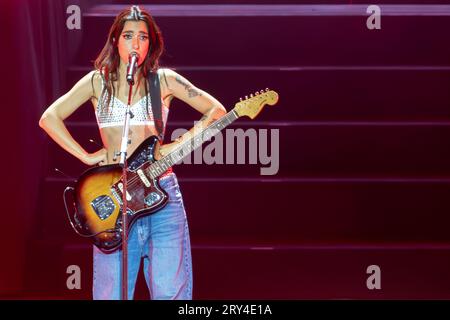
top-left (39, 5), bottom-right (226, 300)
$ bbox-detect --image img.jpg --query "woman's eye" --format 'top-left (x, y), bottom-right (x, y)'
top-left (122, 34), bottom-right (148, 41)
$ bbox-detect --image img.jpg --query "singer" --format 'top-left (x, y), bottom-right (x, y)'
top-left (39, 5), bottom-right (226, 300)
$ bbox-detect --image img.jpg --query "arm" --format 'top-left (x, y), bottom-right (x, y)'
top-left (159, 69), bottom-right (227, 154)
top-left (39, 71), bottom-right (107, 165)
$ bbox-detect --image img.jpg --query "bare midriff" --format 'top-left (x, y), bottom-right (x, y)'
top-left (98, 124), bottom-right (159, 165)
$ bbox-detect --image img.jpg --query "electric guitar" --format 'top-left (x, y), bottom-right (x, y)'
top-left (64, 89), bottom-right (279, 252)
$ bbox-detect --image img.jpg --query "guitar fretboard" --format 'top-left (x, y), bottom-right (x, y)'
top-left (145, 110), bottom-right (239, 179)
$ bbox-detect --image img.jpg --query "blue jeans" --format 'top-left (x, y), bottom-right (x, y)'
top-left (92, 173), bottom-right (193, 300)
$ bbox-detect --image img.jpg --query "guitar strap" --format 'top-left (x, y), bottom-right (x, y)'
top-left (148, 70), bottom-right (164, 141)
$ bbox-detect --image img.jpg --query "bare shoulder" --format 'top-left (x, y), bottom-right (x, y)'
top-left (88, 70), bottom-right (104, 101)
top-left (70, 70), bottom-right (102, 99)
top-left (157, 68), bottom-right (177, 100)
top-left (157, 67), bottom-right (176, 78)
top-left (158, 68), bottom-right (192, 86)
top-left (41, 70), bottom-right (102, 120)
top-left (157, 68), bottom-right (175, 88)
top-left (62, 69), bottom-right (101, 102)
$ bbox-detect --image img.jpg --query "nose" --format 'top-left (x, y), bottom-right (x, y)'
top-left (132, 36), bottom-right (140, 50)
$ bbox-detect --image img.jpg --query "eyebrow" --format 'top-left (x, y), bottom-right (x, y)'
top-left (122, 30), bottom-right (148, 35)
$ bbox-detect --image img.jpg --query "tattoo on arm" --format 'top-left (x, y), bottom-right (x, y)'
top-left (175, 76), bottom-right (203, 98)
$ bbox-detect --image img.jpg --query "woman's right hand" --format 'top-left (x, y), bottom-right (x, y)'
top-left (82, 148), bottom-right (108, 166)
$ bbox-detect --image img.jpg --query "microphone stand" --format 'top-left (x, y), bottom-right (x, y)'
top-left (118, 59), bottom-right (137, 301)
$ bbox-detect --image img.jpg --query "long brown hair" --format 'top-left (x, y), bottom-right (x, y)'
top-left (93, 5), bottom-right (164, 111)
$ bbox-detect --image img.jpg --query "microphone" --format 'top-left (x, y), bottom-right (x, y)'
top-left (126, 52), bottom-right (139, 85)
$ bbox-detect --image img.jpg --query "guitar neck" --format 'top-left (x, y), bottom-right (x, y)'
top-left (146, 109), bottom-right (240, 178)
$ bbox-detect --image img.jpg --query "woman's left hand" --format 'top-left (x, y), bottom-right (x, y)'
top-left (158, 140), bottom-right (182, 158)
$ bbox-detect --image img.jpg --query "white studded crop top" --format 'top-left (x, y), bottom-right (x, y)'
top-left (95, 76), bottom-right (169, 130)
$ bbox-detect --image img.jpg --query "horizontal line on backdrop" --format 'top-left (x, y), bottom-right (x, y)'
top-left (68, 65), bottom-right (450, 72)
top-left (84, 5), bottom-right (450, 17)
top-left (45, 177), bottom-right (450, 184)
top-left (66, 121), bottom-right (450, 127)
top-left (63, 243), bottom-right (450, 251)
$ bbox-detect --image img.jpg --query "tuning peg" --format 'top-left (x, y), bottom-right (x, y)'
top-left (239, 97), bottom-right (243, 101)
top-left (250, 94), bottom-right (254, 98)
top-left (260, 90), bottom-right (264, 94)
top-left (245, 95), bottom-right (248, 99)
top-left (265, 88), bottom-right (269, 92)
top-left (255, 91), bottom-right (259, 95)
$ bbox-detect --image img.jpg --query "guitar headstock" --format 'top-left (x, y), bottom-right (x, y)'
top-left (233, 89), bottom-right (279, 119)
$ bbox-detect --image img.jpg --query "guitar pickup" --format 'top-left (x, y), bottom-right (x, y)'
top-left (117, 183), bottom-right (132, 201)
top-left (137, 169), bottom-right (151, 187)
top-left (110, 188), bottom-right (122, 205)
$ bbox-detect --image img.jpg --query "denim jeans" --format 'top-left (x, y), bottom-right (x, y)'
top-left (92, 173), bottom-right (193, 300)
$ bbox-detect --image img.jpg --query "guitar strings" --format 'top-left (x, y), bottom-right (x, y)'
top-left (125, 110), bottom-right (236, 187)
top-left (92, 111), bottom-right (238, 206)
